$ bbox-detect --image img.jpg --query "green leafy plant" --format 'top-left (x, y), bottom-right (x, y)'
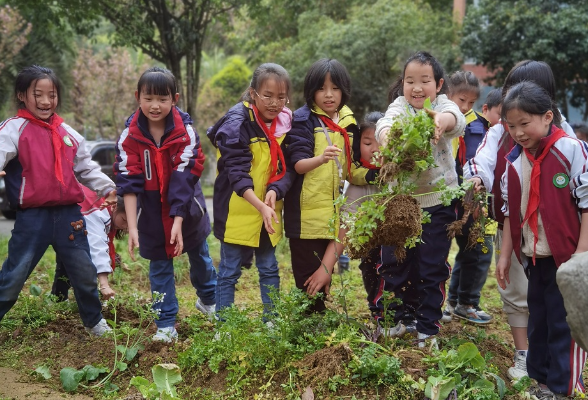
top-left (348, 343), bottom-right (403, 386)
top-left (130, 363), bottom-right (183, 400)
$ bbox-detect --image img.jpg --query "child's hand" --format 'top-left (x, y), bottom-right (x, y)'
top-left (468, 177), bottom-right (484, 192)
top-left (128, 229), bottom-right (139, 261)
top-left (259, 203), bottom-right (279, 235)
top-left (99, 285), bottom-right (116, 300)
top-left (171, 216), bottom-right (184, 256)
top-left (0, 171), bottom-right (5, 177)
top-left (495, 255), bottom-right (511, 290)
top-left (425, 109), bottom-right (455, 144)
top-left (101, 190), bottom-right (117, 209)
top-left (304, 265), bottom-right (332, 296)
top-left (265, 190), bottom-right (277, 210)
top-left (321, 145), bottom-right (342, 164)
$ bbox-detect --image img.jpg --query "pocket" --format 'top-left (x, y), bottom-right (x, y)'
top-left (190, 196), bottom-right (205, 219)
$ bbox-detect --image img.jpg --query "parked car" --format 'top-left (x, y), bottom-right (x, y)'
top-left (0, 140), bottom-right (117, 219)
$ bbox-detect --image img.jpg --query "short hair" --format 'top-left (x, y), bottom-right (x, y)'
top-left (484, 87), bottom-right (502, 109)
top-left (137, 67), bottom-right (177, 97)
top-left (241, 63), bottom-right (291, 103)
top-left (303, 58), bottom-right (351, 110)
top-left (391, 51), bottom-right (448, 97)
top-left (14, 65), bottom-right (61, 110)
top-left (501, 81), bottom-right (562, 127)
top-left (448, 70), bottom-right (480, 98)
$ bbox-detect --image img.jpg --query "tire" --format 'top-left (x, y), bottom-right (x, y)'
top-left (1, 210), bottom-right (16, 220)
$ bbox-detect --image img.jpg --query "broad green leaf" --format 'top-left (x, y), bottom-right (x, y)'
top-left (125, 344), bottom-right (143, 361)
top-left (456, 342), bottom-right (479, 364)
top-left (103, 381), bottom-right (119, 394)
top-left (116, 361), bottom-right (128, 372)
top-left (153, 363), bottom-right (182, 396)
top-left (424, 97), bottom-right (433, 110)
top-left (34, 365), bottom-right (51, 379)
top-left (425, 376), bottom-right (455, 400)
top-left (473, 378), bottom-right (495, 390)
top-left (489, 372), bottom-right (506, 398)
top-left (29, 284), bottom-right (42, 297)
top-left (81, 364), bottom-right (107, 382)
top-left (60, 367), bottom-right (84, 392)
top-left (470, 353), bottom-right (486, 369)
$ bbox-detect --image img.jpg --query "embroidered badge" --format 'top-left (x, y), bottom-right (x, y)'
top-left (553, 173), bottom-right (569, 188)
top-left (63, 136), bottom-right (73, 147)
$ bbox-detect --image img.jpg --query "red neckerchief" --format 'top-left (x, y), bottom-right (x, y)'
top-left (318, 115), bottom-right (352, 178)
top-left (457, 136), bottom-right (467, 167)
top-left (107, 216), bottom-right (117, 270)
top-left (17, 109), bottom-right (66, 185)
top-left (251, 105), bottom-right (286, 184)
top-left (359, 158), bottom-right (378, 169)
top-left (520, 125), bottom-right (567, 265)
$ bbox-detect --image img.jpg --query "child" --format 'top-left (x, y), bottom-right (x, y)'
top-left (0, 65), bottom-right (116, 336)
top-left (374, 51), bottom-right (466, 346)
top-left (464, 60), bottom-right (576, 379)
top-left (115, 67), bottom-right (215, 342)
top-left (497, 81), bottom-right (587, 398)
top-left (443, 72), bottom-right (494, 325)
top-left (52, 187), bottom-right (128, 301)
top-left (207, 63), bottom-right (293, 316)
top-left (285, 58), bottom-right (377, 312)
top-left (340, 111), bottom-right (384, 319)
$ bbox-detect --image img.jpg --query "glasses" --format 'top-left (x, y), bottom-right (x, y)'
top-left (254, 90), bottom-right (289, 107)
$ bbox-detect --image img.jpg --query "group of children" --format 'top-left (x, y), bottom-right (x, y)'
top-left (0, 51), bottom-right (586, 399)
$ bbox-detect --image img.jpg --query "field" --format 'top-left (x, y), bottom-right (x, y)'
top-left (0, 235), bottom-right (578, 400)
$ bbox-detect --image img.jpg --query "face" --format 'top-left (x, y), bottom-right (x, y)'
top-left (18, 78), bottom-right (58, 120)
top-left (360, 127), bottom-right (379, 163)
top-left (449, 90), bottom-right (478, 115)
top-left (483, 104), bottom-right (502, 126)
top-left (135, 89), bottom-right (179, 125)
top-left (313, 72), bottom-right (342, 119)
top-left (505, 108), bottom-right (553, 152)
top-left (403, 62), bottom-right (443, 110)
top-left (249, 77), bottom-right (288, 123)
top-left (112, 209), bottom-right (128, 231)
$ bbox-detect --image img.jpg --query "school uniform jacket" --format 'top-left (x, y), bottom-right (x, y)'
top-left (501, 126), bottom-right (588, 268)
top-left (284, 104), bottom-right (375, 240)
top-left (0, 114), bottom-right (115, 208)
top-left (207, 102), bottom-right (294, 247)
top-left (115, 107), bottom-right (208, 260)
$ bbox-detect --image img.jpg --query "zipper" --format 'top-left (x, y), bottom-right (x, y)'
top-left (193, 196), bottom-right (205, 216)
top-left (19, 176), bottom-right (26, 205)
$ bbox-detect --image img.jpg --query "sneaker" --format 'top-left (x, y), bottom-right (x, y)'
top-left (528, 385), bottom-right (567, 400)
top-left (383, 322), bottom-right (406, 338)
top-left (152, 326), bottom-right (178, 343)
top-left (86, 318), bottom-right (112, 337)
top-left (453, 303), bottom-right (492, 325)
top-left (416, 332), bottom-right (438, 350)
top-left (195, 298), bottom-right (216, 318)
top-left (441, 304), bottom-right (454, 323)
top-left (508, 350), bottom-right (528, 380)
top-left (474, 305), bottom-right (493, 322)
top-left (404, 320), bottom-right (417, 335)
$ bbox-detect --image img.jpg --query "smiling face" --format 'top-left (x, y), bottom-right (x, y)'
top-left (403, 61), bottom-right (443, 110)
top-left (449, 90), bottom-right (479, 115)
top-left (135, 88), bottom-right (178, 126)
top-left (18, 78), bottom-right (58, 121)
top-left (249, 76), bottom-right (288, 123)
top-left (313, 72), bottom-right (342, 119)
top-left (505, 108), bottom-right (553, 153)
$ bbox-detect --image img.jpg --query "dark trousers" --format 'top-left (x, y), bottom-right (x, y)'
top-left (378, 203), bottom-right (455, 335)
top-left (51, 255), bottom-right (70, 301)
top-left (358, 247), bottom-right (384, 318)
top-left (527, 256), bottom-right (586, 396)
top-left (289, 238), bottom-right (330, 312)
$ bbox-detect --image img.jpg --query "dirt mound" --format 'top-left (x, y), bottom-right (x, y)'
top-left (294, 343), bottom-right (353, 385)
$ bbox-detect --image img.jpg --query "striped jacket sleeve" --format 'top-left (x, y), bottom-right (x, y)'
top-left (114, 127), bottom-right (145, 195)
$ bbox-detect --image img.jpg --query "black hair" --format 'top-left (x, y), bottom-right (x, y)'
top-left (353, 111), bottom-right (384, 162)
top-left (501, 81), bottom-right (562, 128)
top-left (502, 60), bottom-right (556, 101)
top-left (303, 58), bottom-right (351, 111)
top-left (14, 65), bottom-right (61, 111)
top-left (137, 66), bottom-right (177, 97)
top-left (388, 51), bottom-right (448, 101)
top-left (571, 123), bottom-right (588, 141)
top-left (240, 63), bottom-right (291, 103)
top-left (114, 196), bottom-right (127, 240)
top-left (484, 87), bottom-right (502, 109)
top-left (448, 70), bottom-right (480, 98)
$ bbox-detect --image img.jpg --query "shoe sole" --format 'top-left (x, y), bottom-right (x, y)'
top-left (453, 312), bottom-right (492, 325)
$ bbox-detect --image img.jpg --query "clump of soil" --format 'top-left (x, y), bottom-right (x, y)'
top-left (294, 343), bottom-right (353, 385)
top-left (346, 194), bottom-right (422, 261)
top-left (447, 186), bottom-right (487, 250)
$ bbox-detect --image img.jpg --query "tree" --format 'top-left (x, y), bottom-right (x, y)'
top-left (0, 5), bottom-right (31, 75)
top-left (461, 0), bottom-right (588, 119)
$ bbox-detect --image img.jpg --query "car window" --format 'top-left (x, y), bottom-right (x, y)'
top-left (92, 147), bottom-right (116, 167)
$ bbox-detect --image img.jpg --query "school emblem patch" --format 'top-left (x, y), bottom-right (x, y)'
top-left (63, 136), bottom-right (73, 147)
top-left (553, 173), bottom-right (569, 188)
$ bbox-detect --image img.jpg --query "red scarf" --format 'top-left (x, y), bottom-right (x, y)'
top-left (457, 137), bottom-right (467, 167)
top-left (17, 109), bottom-right (66, 186)
top-left (318, 115), bottom-right (353, 178)
top-left (251, 105), bottom-right (286, 184)
top-left (360, 158), bottom-right (378, 169)
top-left (521, 126), bottom-right (567, 264)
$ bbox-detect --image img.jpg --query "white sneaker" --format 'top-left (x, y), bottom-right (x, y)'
top-left (441, 303), bottom-right (455, 323)
top-left (416, 332), bottom-right (438, 350)
top-left (195, 298), bottom-right (216, 318)
top-left (384, 322), bottom-right (406, 338)
top-left (508, 350), bottom-right (528, 380)
top-left (152, 326), bottom-right (178, 343)
top-left (86, 318), bottom-right (112, 337)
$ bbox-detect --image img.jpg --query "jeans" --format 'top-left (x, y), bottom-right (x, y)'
top-left (216, 229), bottom-right (279, 313)
top-left (188, 239), bottom-right (217, 306)
top-left (0, 205), bottom-right (103, 328)
top-left (51, 255), bottom-right (70, 301)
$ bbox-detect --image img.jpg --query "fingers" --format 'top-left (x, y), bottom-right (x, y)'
top-left (323, 145), bottom-right (342, 163)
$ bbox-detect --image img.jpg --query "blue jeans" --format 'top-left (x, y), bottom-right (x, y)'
top-left (216, 229), bottom-right (279, 313)
top-left (188, 239), bottom-right (217, 306)
top-left (150, 240), bottom-right (217, 328)
top-left (0, 205), bottom-right (103, 328)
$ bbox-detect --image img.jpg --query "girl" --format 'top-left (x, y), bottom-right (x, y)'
top-left (207, 63), bottom-right (293, 316)
top-left (0, 65), bottom-right (116, 336)
top-left (443, 71), bottom-right (494, 325)
top-left (463, 60), bottom-right (576, 379)
top-left (115, 67), bottom-right (215, 342)
top-left (497, 81), bottom-right (587, 398)
top-left (52, 189), bottom-right (128, 301)
top-left (285, 58), bottom-right (376, 312)
top-left (374, 51), bottom-right (466, 346)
